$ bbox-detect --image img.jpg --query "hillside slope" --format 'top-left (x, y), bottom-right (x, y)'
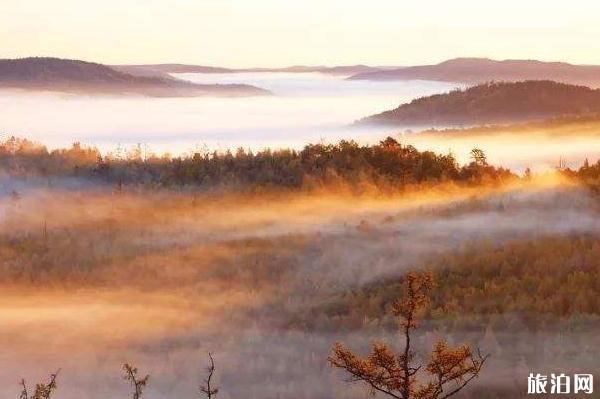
top-left (349, 58), bottom-right (600, 87)
top-left (358, 80), bottom-right (600, 126)
top-left (0, 57), bottom-right (269, 97)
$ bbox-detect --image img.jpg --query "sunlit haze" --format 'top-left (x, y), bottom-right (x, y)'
top-left (2, 3), bottom-right (600, 399)
top-left (2, 0), bottom-right (600, 66)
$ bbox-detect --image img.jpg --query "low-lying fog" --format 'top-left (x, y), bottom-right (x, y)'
top-left (0, 73), bottom-right (454, 152)
top-left (1, 178), bottom-right (599, 398)
top-left (2, 72), bottom-right (598, 171)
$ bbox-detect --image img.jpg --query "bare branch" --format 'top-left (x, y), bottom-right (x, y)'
top-left (199, 352), bottom-right (219, 399)
top-left (19, 379), bottom-right (28, 399)
top-left (123, 363), bottom-right (149, 399)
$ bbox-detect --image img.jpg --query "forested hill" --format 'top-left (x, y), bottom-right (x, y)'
top-left (0, 57), bottom-right (269, 97)
top-left (358, 81), bottom-right (600, 127)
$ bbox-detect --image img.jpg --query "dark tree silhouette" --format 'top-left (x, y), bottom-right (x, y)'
top-left (199, 352), bottom-right (219, 399)
top-left (19, 379), bottom-right (27, 399)
top-left (123, 363), bottom-right (149, 399)
top-left (329, 272), bottom-right (488, 399)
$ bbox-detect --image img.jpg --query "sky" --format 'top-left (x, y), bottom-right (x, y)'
top-left (1, 0), bottom-right (600, 67)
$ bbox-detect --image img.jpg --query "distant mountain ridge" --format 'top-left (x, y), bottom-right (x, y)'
top-left (358, 80), bottom-right (600, 127)
top-left (113, 64), bottom-right (233, 77)
top-left (0, 57), bottom-right (270, 96)
top-left (349, 58), bottom-right (600, 87)
top-left (119, 58), bottom-right (600, 87)
top-left (115, 63), bottom-right (382, 76)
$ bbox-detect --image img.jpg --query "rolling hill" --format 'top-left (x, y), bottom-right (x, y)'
top-left (349, 58), bottom-right (600, 87)
top-left (357, 80), bottom-right (600, 127)
top-left (0, 57), bottom-right (270, 96)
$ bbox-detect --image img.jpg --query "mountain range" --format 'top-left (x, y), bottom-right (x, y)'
top-left (0, 57), bottom-right (269, 97)
top-left (117, 57), bottom-right (600, 88)
top-left (348, 58), bottom-right (600, 87)
top-left (6, 56), bottom-right (600, 101)
top-left (114, 64), bottom-right (381, 77)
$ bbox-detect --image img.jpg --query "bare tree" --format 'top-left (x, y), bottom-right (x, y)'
top-left (19, 370), bottom-right (60, 399)
top-left (199, 352), bottom-right (219, 399)
top-left (19, 379), bottom-right (28, 399)
top-left (123, 364), bottom-right (149, 399)
top-left (329, 272), bottom-right (488, 399)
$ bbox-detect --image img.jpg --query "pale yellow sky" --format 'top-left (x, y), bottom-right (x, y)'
top-left (1, 0), bottom-right (600, 67)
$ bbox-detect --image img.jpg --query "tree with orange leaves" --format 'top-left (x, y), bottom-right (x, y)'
top-left (329, 272), bottom-right (488, 399)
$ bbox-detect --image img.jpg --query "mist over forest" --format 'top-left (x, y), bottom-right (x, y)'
top-left (2, 46), bottom-right (600, 399)
top-left (1, 130), bottom-right (599, 398)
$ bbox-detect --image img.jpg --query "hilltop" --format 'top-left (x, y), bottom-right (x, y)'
top-left (0, 57), bottom-right (269, 97)
top-left (349, 58), bottom-right (600, 87)
top-left (357, 80), bottom-right (600, 127)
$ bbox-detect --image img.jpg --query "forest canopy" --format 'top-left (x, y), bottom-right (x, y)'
top-left (358, 81), bottom-right (600, 126)
top-left (0, 136), bottom-right (515, 191)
